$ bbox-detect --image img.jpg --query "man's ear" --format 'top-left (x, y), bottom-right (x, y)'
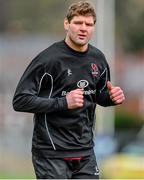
top-left (64, 18), bottom-right (69, 31)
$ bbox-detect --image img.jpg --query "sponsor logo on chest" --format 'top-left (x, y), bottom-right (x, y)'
top-left (61, 79), bottom-right (96, 96)
top-left (77, 80), bottom-right (89, 89)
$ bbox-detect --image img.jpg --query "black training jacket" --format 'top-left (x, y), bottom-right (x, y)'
top-left (13, 40), bottom-right (114, 158)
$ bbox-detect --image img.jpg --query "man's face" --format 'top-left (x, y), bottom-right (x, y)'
top-left (64, 15), bottom-right (95, 49)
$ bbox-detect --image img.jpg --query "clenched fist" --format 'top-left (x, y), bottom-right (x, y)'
top-left (66, 89), bottom-right (84, 109)
top-left (107, 81), bottom-right (125, 104)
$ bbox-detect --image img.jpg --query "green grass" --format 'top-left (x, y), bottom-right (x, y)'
top-left (0, 171), bottom-right (35, 179)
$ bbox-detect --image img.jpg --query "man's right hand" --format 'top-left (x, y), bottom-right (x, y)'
top-left (66, 89), bottom-right (84, 109)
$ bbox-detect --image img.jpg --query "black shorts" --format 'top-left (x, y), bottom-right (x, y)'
top-left (32, 153), bottom-right (99, 179)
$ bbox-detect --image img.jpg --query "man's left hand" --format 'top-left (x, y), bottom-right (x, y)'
top-left (107, 81), bottom-right (125, 105)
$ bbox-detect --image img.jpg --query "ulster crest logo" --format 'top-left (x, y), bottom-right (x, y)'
top-left (91, 63), bottom-right (99, 77)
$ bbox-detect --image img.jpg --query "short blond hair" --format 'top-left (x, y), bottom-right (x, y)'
top-left (66, 1), bottom-right (96, 24)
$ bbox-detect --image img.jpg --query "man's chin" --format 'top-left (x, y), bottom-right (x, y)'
top-left (76, 40), bottom-right (88, 46)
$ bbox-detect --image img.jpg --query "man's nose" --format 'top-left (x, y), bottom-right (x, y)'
top-left (80, 23), bottom-right (87, 31)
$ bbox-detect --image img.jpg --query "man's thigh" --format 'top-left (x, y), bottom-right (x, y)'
top-left (32, 154), bottom-right (72, 179)
top-left (71, 154), bottom-right (99, 179)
